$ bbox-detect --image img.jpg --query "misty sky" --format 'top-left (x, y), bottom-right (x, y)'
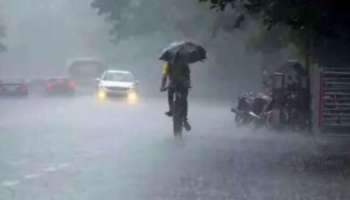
top-left (0, 0), bottom-right (116, 76)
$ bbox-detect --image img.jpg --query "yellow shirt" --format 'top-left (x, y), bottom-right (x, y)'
top-left (162, 63), bottom-right (170, 76)
top-left (162, 62), bottom-right (191, 88)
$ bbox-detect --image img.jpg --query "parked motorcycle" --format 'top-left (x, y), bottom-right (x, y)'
top-left (232, 89), bottom-right (310, 131)
top-left (231, 93), bottom-right (270, 128)
top-left (233, 61), bottom-right (311, 132)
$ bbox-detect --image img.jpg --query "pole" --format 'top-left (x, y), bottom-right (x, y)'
top-left (305, 28), bottom-right (313, 133)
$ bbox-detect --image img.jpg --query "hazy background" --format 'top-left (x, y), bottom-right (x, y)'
top-left (1, 2), bottom-right (349, 199)
top-left (0, 0), bottom-right (284, 100)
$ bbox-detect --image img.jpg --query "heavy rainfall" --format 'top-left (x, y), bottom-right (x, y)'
top-left (0, 0), bottom-right (350, 200)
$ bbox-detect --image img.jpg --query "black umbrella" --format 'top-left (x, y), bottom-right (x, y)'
top-left (159, 41), bottom-right (207, 64)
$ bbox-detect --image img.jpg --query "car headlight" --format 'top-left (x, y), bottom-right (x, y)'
top-left (127, 90), bottom-right (138, 104)
top-left (97, 88), bottom-right (107, 100)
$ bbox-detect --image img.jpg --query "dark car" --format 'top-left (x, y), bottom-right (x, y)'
top-left (28, 78), bottom-right (47, 95)
top-left (67, 58), bottom-right (106, 92)
top-left (45, 77), bottom-right (77, 95)
top-left (0, 79), bottom-right (29, 97)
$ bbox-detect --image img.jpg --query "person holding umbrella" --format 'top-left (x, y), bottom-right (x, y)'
top-left (159, 41), bottom-right (206, 135)
top-left (160, 52), bottom-right (192, 131)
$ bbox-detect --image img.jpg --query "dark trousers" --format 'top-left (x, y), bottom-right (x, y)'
top-left (169, 86), bottom-right (188, 120)
top-left (181, 88), bottom-right (189, 121)
top-left (168, 87), bottom-right (175, 112)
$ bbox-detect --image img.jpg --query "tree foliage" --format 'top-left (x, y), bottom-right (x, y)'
top-left (200, 0), bottom-right (350, 64)
top-left (91, 0), bottom-right (210, 43)
top-left (91, 0), bottom-right (350, 65)
top-left (200, 0), bottom-right (350, 38)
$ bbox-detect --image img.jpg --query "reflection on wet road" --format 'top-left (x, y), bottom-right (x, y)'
top-left (0, 96), bottom-right (350, 200)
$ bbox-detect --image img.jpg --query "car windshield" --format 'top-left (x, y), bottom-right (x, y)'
top-left (103, 72), bottom-right (134, 82)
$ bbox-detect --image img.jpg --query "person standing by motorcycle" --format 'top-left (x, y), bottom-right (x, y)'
top-left (160, 52), bottom-right (191, 131)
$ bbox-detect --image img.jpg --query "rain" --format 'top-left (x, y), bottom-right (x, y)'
top-left (0, 0), bottom-right (350, 199)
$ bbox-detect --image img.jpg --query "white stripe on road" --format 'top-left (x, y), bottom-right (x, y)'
top-left (42, 162), bottom-right (72, 173)
top-left (24, 173), bottom-right (42, 180)
top-left (1, 180), bottom-right (20, 187)
top-left (57, 163), bottom-right (71, 169)
top-left (42, 166), bottom-right (59, 173)
top-left (2, 162), bottom-right (72, 189)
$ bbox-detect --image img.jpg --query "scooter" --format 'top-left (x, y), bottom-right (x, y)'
top-left (231, 93), bottom-right (267, 128)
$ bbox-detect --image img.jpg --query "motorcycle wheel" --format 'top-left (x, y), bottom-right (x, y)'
top-left (234, 114), bottom-right (246, 127)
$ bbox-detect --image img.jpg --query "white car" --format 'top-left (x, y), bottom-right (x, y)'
top-left (97, 70), bottom-right (139, 103)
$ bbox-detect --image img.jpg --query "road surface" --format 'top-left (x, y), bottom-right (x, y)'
top-left (0, 96), bottom-right (350, 200)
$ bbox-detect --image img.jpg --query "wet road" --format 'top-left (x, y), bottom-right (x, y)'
top-left (0, 96), bottom-right (350, 200)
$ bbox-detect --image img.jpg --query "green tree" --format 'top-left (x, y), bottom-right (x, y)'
top-left (200, 0), bottom-right (348, 35)
top-left (91, 0), bottom-right (211, 43)
top-left (200, 0), bottom-right (350, 65)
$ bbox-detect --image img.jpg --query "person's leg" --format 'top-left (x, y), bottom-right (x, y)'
top-left (182, 88), bottom-right (188, 119)
top-left (182, 87), bottom-right (191, 131)
top-left (166, 88), bottom-right (174, 116)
